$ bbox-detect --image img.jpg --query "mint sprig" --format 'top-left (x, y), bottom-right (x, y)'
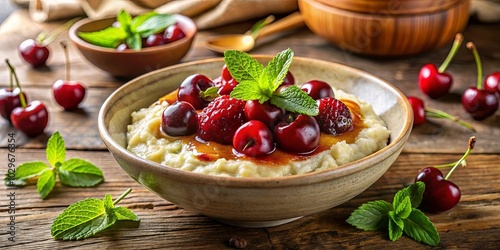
top-left (225, 48), bottom-right (318, 116)
top-left (347, 182), bottom-right (440, 246)
top-left (78, 10), bottom-right (175, 50)
top-left (51, 188), bottom-right (139, 240)
top-left (4, 131), bottom-right (104, 199)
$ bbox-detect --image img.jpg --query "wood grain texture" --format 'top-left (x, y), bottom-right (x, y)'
top-left (1, 150), bottom-right (499, 249)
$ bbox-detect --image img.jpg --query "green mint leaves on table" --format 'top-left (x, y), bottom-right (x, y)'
top-left (4, 131), bottom-right (104, 199)
top-left (78, 10), bottom-right (175, 50)
top-left (51, 188), bottom-right (139, 240)
top-left (225, 48), bottom-right (319, 116)
top-left (347, 182), bottom-right (440, 246)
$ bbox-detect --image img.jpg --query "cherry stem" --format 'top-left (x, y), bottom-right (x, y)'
top-left (9, 68), bottom-right (13, 89)
top-left (5, 59), bottom-right (27, 108)
top-left (36, 17), bottom-right (80, 46)
top-left (467, 42), bottom-right (483, 89)
top-left (444, 136), bottom-right (476, 180)
top-left (60, 41), bottom-right (70, 81)
top-left (113, 188), bottom-right (132, 205)
top-left (438, 33), bottom-right (463, 73)
top-left (242, 139), bottom-right (255, 151)
top-left (424, 107), bottom-right (476, 132)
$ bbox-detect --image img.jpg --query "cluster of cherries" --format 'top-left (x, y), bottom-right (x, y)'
top-left (115, 22), bottom-right (185, 51)
top-left (415, 136), bottom-right (475, 213)
top-left (417, 33), bottom-right (499, 124)
top-left (1, 38), bottom-right (86, 137)
top-left (161, 65), bottom-right (353, 157)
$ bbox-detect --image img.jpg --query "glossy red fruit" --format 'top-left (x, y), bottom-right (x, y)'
top-left (221, 64), bottom-right (233, 82)
top-left (418, 34), bottom-right (462, 99)
top-left (407, 96), bottom-right (426, 126)
top-left (316, 97), bottom-right (353, 135)
top-left (461, 87), bottom-right (499, 120)
top-left (484, 72), bottom-right (500, 95)
top-left (0, 88), bottom-right (27, 122)
top-left (161, 101), bottom-right (198, 136)
top-left (244, 100), bottom-right (285, 128)
top-left (116, 43), bottom-right (129, 51)
top-left (301, 80), bottom-right (334, 100)
top-left (177, 74), bottom-right (215, 110)
top-left (415, 167), bottom-right (444, 184)
top-left (52, 80), bottom-right (86, 110)
top-left (282, 71), bottom-right (295, 86)
top-left (233, 120), bottom-right (275, 157)
top-left (198, 95), bottom-right (246, 145)
top-left (10, 100), bottom-right (49, 137)
top-left (274, 114), bottom-right (320, 154)
top-left (218, 78), bottom-right (238, 95)
top-left (19, 39), bottom-right (49, 67)
top-left (144, 34), bottom-right (166, 47)
top-left (164, 24), bottom-right (186, 43)
top-left (421, 180), bottom-right (461, 213)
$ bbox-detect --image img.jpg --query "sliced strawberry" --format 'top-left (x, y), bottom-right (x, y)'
top-left (198, 95), bottom-right (246, 145)
top-left (316, 97), bottom-right (353, 135)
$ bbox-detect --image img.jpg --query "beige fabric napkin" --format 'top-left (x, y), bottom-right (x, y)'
top-left (21, 0), bottom-right (298, 30)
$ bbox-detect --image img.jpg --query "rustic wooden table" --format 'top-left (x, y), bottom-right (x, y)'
top-left (1, 10), bottom-right (499, 249)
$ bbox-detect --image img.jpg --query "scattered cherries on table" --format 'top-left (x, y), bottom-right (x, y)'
top-left (52, 41), bottom-right (86, 110)
top-left (5, 59), bottom-right (49, 137)
top-left (418, 33), bottom-right (463, 99)
top-left (0, 65), bottom-right (28, 123)
top-left (415, 136), bottom-right (476, 213)
top-left (461, 42), bottom-right (499, 120)
top-left (407, 96), bottom-right (475, 131)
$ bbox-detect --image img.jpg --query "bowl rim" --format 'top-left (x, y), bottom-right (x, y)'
top-left (68, 13), bottom-right (197, 54)
top-left (98, 56), bottom-right (413, 188)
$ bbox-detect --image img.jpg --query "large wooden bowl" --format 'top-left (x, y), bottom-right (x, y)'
top-left (98, 56), bottom-right (413, 228)
top-left (299, 0), bottom-right (470, 57)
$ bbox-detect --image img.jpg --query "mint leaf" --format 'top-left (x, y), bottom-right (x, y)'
top-left (262, 48), bottom-right (293, 91)
top-left (5, 161), bottom-right (49, 186)
top-left (51, 189), bottom-right (138, 240)
top-left (224, 50), bottom-right (264, 83)
top-left (403, 208), bottom-right (440, 246)
top-left (117, 9), bottom-right (132, 34)
top-left (388, 212), bottom-right (404, 241)
top-left (46, 131), bottom-right (65, 168)
top-left (346, 200), bottom-right (391, 230)
top-left (231, 80), bottom-right (267, 103)
top-left (130, 12), bottom-right (157, 31)
top-left (58, 158), bottom-right (104, 187)
top-left (37, 169), bottom-right (56, 199)
top-left (394, 182), bottom-right (425, 208)
top-left (136, 14), bottom-right (175, 37)
top-left (78, 27), bottom-right (126, 48)
top-left (270, 85), bottom-right (319, 116)
top-left (127, 32), bottom-right (142, 50)
top-left (114, 207), bottom-right (140, 221)
top-left (394, 196), bottom-right (412, 219)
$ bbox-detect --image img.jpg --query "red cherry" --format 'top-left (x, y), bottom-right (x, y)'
top-left (461, 42), bottom-right (499, 120)
top-left (52, 41), bottom-right (86, 110)
top-left (233, 120), bottom-right (275, 157)
top-left (301, 80), bottom-right (334, 100)
top-left (164, 24), bottom-right (186, 43)
top-left (244, 100), bottom-right (285, 128)
top-left (415, 167), bottom-right (444, 184)
top-left (418, 34), bottom-right (463, 99)
top-left (10, 100), bottom-right (49, 137)
top-left (177, 74), bottom-right (215, 109)
top-left (0, 88), bottom-right (28, 122)
top-left (407, 96), bottom-right (475, 131)
top-left (484, 72), bottom-right (500, 95)
top-left (161, 101), bottom-right (198, 136)
top-left (116, 43), bottom-right (129, 51)
top-left (221, 64), bottom-right (233, 82)
top-left (282, 71), bottom-right (295, 86)
top-left (19, 39), bottom-right (49, 67)
top-left (144, 34), bottom-right (166, 47)
top-left (274, 114), bottom-right (320, 154)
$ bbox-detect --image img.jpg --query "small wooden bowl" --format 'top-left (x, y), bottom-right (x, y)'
top-left (69, 14), bottom-right (196, 78)
top-left (299, 0), bottom-right (470, 57)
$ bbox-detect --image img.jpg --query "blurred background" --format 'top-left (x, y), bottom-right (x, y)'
top-left (0, 0), bottom-right (18, 23)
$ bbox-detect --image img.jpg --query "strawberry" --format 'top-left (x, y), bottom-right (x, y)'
top-left (198, 95), bottom-right (246, 144)
top-left (316, 97), bottom-right (353, 135)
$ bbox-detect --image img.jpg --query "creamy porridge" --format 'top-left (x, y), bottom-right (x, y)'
top-left (126, 88), bottom-right (390, 177)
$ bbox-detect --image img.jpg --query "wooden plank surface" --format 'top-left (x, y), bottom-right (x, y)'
top-left (0, 8), bottom-right (500, 249)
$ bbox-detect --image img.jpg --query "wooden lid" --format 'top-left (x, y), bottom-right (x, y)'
top-left (312, 0), bottom-right (465, 15)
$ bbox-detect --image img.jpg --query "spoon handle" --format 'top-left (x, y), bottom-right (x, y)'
top-left (255, 12), bottom-right (304, 40)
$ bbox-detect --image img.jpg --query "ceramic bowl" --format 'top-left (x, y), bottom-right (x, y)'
top-left (68, 14), bottom-right (196, 78)
top-left (98, 56), bottom-right (413, 227)
top-left (298, 0), bottom-right (470, 57)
